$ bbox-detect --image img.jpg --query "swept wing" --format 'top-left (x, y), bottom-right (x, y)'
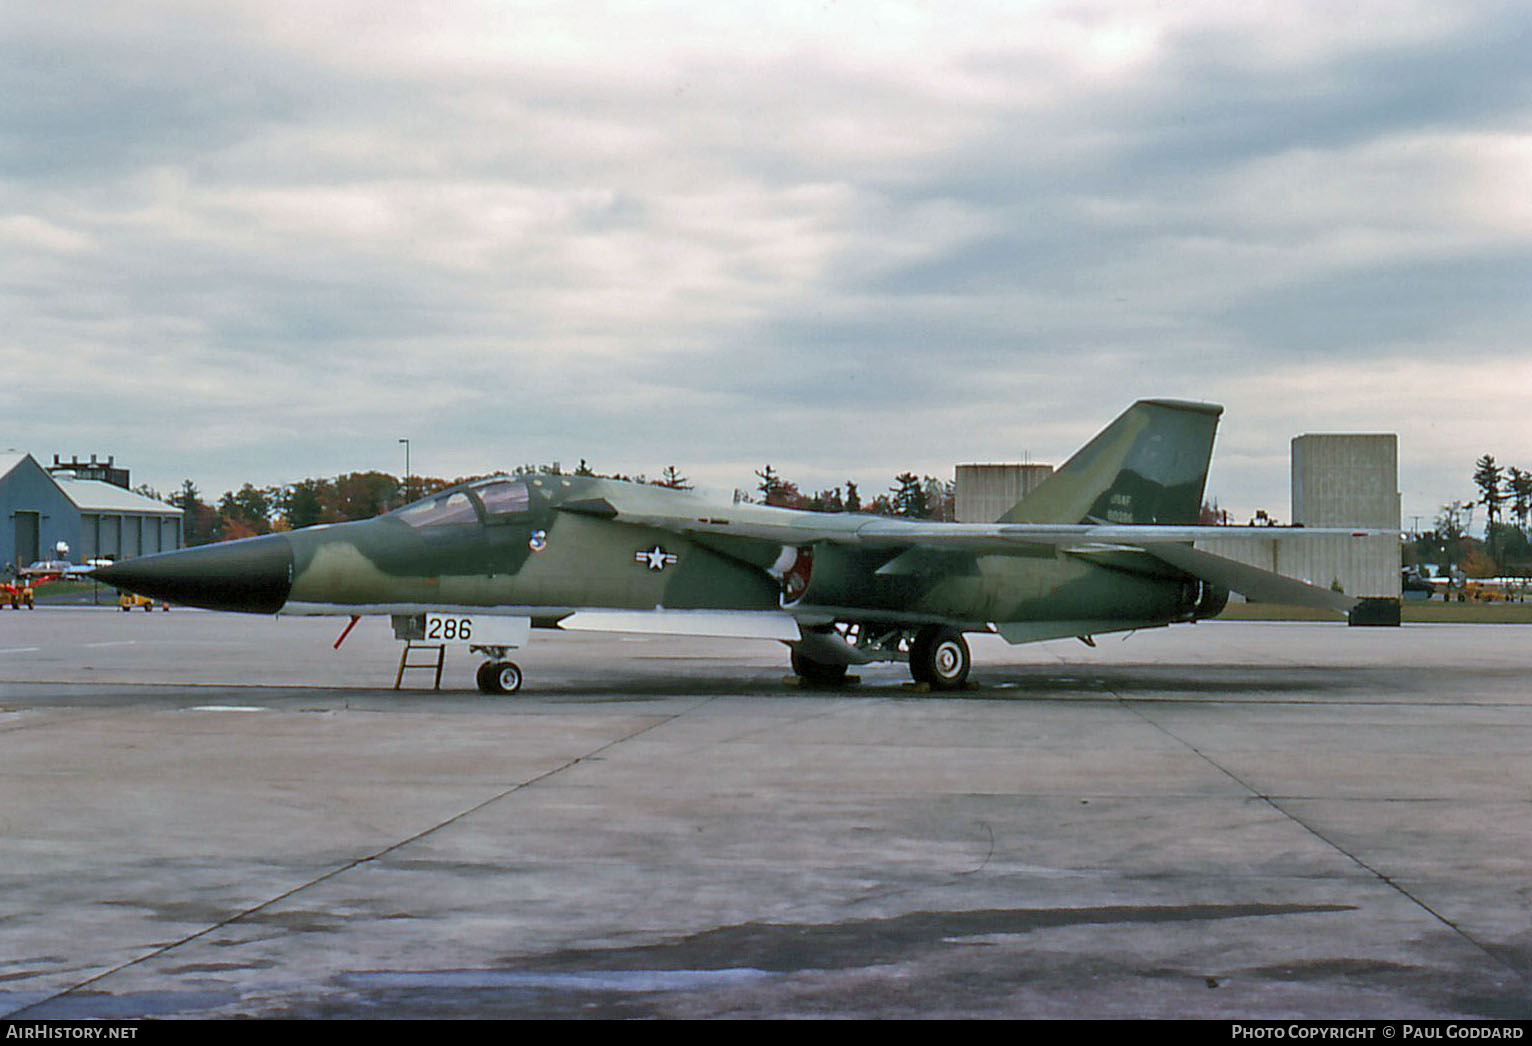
top-left (559, 489), bottom-right (1377, 620)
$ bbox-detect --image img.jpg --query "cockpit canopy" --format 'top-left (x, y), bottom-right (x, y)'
top-left (392, 477), bottom-right (531, 528)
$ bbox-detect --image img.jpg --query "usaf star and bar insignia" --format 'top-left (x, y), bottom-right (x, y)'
top-left (635, 546), bottom-right (679, 571)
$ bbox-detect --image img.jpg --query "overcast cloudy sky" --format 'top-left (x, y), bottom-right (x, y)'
top-left (4, 1), bottom-right (1530, 526)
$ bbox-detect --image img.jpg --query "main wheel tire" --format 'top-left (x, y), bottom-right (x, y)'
top-left (908, 629), bottom-right (934, 684)
top-left (495, 661), bottom-right (523, 694)
top-left (790, 650), bottom-right (849, 686)
top-left (910, 626), bottom-right (970, 690)
top-left (476, 660), bottom-right (524, 695)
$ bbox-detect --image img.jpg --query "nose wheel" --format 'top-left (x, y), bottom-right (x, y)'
top-left (476, 659), bottom-right (523, 695)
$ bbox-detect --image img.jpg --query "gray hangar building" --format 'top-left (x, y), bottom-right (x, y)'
top-left (1, 453), bottom-right (182, 569)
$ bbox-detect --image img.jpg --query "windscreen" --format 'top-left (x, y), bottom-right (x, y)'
top-left (394, 490), bottom-right (481, 528)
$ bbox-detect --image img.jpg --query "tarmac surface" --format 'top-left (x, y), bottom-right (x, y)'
top-left (1, 606), bottom-right (1530, 1019)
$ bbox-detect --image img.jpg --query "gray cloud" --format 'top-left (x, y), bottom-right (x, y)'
top-left (3, 2), bottom-right (1530, 525)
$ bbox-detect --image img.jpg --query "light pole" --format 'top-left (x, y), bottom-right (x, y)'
top-left (399, 438), bottom-right (411, 503)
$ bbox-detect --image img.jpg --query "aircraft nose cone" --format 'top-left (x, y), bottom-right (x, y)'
top-left (91, 535), bottom-right (294, 614)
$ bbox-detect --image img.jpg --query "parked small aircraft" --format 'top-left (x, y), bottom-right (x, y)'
top-left (94, 400), bottom-right (1372, 693)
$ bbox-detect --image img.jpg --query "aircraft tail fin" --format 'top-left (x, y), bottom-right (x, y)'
top-left (999, 399), bottom-right (1222, 525)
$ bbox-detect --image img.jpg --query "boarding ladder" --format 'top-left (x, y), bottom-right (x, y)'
top-left (394, 642), bottom-right (446, 690)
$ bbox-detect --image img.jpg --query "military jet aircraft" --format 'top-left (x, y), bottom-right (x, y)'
top-left (93, 399), bottom-right (1370, 693)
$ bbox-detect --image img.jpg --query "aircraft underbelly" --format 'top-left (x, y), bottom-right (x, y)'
top-left (983, 557), bottom-right (1187, 623)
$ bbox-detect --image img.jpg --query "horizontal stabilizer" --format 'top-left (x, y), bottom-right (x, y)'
top-left (1141, 542), bottom-right (1357, 614)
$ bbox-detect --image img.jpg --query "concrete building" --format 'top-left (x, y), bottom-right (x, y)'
top-left (1292, 434), bottom-right (1400, 530)
top-left (953, 437), bottom-right (1402, 607)
top-left (1289, 433), bottom-right (1401, 602)
top-left (954, 464), bottom-right (1054, 523)
top-left (1196, 433), bottom-right (1401, 615)
top-left (1, 453), bottom-right (181, 568)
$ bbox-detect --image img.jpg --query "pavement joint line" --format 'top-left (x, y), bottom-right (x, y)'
top-left (1112, 689), bottom-right (1532, 990)
top-left (8, 677), bottom-right (1532, 711)
top-left (4, 694), bottom-right (719, 1020)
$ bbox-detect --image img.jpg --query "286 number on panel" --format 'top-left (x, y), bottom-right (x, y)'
top-left (422, 614), bottom-right (531, 647)
top-left (424, 615), bottom-right (473, 641)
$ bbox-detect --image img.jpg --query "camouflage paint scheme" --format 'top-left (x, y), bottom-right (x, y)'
top-left (93, 400), bottom-right (1366, 691)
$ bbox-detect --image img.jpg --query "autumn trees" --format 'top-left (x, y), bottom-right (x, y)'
top-left (163, 462), bottom-right (958, 546)
top-left (173, 472), bottom-right (443, 546)
top-left (1413, 455), bottom-right (1532, 579)
top-left (1469, 455), bottom-right (1532, 573)
top-left (753, 466), bottom-right (954, 518)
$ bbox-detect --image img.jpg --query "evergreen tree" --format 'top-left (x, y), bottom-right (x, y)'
top-left (1474, 455), bottom-right (1506, 563)
top-left (891, 472), bottom-right (928, 518)
top-left (657, 466), bottom-right (691, 490)
top-left (809, 486), bottom-right (844, 513)
top-left (1508, 467), bottom-right (1532, 531)
top-left (755, 465), bottom-right (802, 507)
top-left (1474, 455), bottom-right (1505, 527)
top-left (175, 480), bottom-right (218, 547)
top-left (756, 465), bottom-right (784, 503)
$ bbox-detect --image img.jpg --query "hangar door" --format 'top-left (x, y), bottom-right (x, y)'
top-left (13, 511), bottom-right (39, 567)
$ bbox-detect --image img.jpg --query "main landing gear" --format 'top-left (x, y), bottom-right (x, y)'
top-left (475, 660), bottom-right (523, 694)
top-left (789, 623), bottom-right (972, 691)
top-left (790, 649), bottom-right (849, 687)
top-left (472, 645), bottom-right (523, 694)
top-left (908, 625), bottom-right (971, 690)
